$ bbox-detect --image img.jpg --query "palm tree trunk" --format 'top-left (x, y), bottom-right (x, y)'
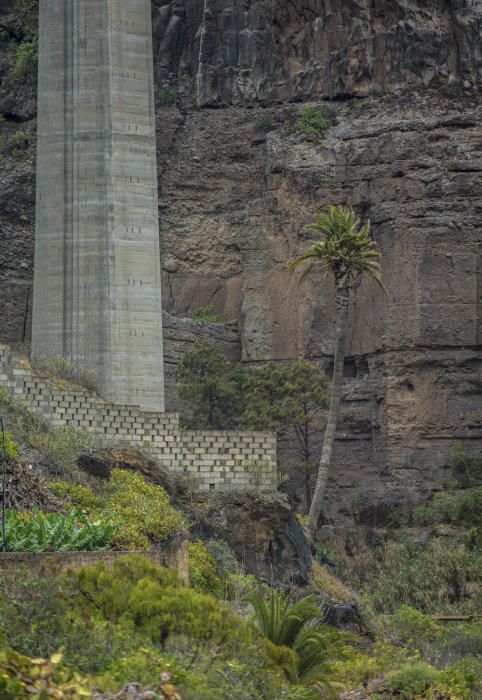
top-left (308, 284), bottom-right (350, 539)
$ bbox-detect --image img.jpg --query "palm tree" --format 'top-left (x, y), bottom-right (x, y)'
top-left (250, 590), bottom-right (340, 683)
top-left (290, 205), bottom-right (386, 539)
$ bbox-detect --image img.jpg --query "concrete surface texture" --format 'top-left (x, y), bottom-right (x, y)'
top-left (32, 0), bottom-right (165, 411)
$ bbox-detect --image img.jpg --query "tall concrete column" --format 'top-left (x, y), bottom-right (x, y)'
top-left (32, 0), bottom-right (165, 411)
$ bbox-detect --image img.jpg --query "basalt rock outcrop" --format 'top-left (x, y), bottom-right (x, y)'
top-left (0, 1), bottom-right (480, 516)
top-left (186, 490), bottom-right (313, 585)
top-left (152, 0), bottom-right (481, 106)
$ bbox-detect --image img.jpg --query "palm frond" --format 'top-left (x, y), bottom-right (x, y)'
top-left (290, 205), bottom-right (387, 293)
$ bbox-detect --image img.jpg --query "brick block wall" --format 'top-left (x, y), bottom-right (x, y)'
top-left (0, 345), bottom-right (277, 491)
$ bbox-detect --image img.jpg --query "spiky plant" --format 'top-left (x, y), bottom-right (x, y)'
top-left (250, 590), bottom-right (340, 683)
top-left (290, 206), bottom-right (386, 538)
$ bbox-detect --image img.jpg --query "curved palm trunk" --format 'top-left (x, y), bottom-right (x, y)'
top-left (308, 284), bottom-right (350, 539)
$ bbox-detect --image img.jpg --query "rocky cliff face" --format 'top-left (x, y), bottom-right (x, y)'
top-left (152, 0), bottom-right (481, 106)
top-left (0, 0), bottom-right (480, 515)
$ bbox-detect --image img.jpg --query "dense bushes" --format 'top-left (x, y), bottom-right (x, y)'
top-left (0, 554), bottom-right (313, 700)
top-left (49, 469), bottom-right (187, 549)
top-left (337, 538), bottom-right (479, 616)
top-left (188, 540), bottom-right (224, 596)
top-left (5, 0), bottom-right (39, 89)
top-left (389, 605), bottom-right (482, 669)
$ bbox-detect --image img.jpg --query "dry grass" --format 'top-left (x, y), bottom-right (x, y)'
top-left (310, 560), bottom-right (357, 603)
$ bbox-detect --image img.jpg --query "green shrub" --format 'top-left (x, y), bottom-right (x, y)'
top-left (69, 555), bottom-right (251, 646)
top-left (436, 621), bottom-right (482, 665)
top-left (297, 106), bottom-right (328, 140)
top-left (364, 540), bottom-right (479, 614)
top-left (0, 555), bottom-right (322, 699)
top-left (205, 538), bottom-right (239, 577)
top-left (441, 657), bottom-right (481, 699)
top-left (2, 432), bottom-right (19, 460)
top-left (102, 469), bottom-right (187, 548)
top-left (9, 39), bottom-right (37, 84)
top-left (52, 470), bottom-right (187, 549)
top-left (391, 605), bottom-right (441, 645)
top-left (158, 86), bottom-right (177, 106)
top-left (412, 488), bottom-right (481, 527)
top-left (388, 662), bottom-right (440, 699)
top-left (188, 540), bottom-right (223, 596)
top-left (0, 131), bottom-right (29, 157)
top-left (327, 640), bottom-right (411, 690)
top-left (255, 115), bottom-right (274, 133)
top-left (451, 444), bottom-right (482, 488)
top-left (190, 304), bottom-right (224, 323)
top-left (5, 509), bottom-right (118, 552)
top-left (47, 481), bottom-right (104, 511)
top-left (8, 1), bottom-right (38, 86)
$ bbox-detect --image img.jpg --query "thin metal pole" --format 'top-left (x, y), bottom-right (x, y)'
top-left (1, 416), bottom-right (7, 552)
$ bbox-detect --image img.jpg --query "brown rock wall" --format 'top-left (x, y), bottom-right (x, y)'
top-left (0, 1), bottom-right (480, 512)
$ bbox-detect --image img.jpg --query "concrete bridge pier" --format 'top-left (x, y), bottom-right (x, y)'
top-left (32, 0), bottom-right (165, 411)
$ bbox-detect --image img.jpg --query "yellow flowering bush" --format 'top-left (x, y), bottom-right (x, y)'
top-left (104, 469), bottom-right (187, 549)
top-left (49, 469), bottom-right (187, 549)
top-left (48, 481), bottom-right (104, 510)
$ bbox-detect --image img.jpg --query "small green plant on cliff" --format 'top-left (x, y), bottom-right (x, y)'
top-left (0, 131), bottom-right (29, 158)
top-left (256, 115), bottom-right (275, 133)
top-left (158, 86), bottom-right (177, 107)
top-left (9, 40), bottom-right (37, 85)
top-left (190, 304), bottom-right (224, 323)
top-left (7, 1), bottom-right (38, 88)
top-left (5, 509), bottom-right (118, 552)
top-left (450, 444), bottom-right (482, 488)
top-left (297, 106), bottom-right (328, 140)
